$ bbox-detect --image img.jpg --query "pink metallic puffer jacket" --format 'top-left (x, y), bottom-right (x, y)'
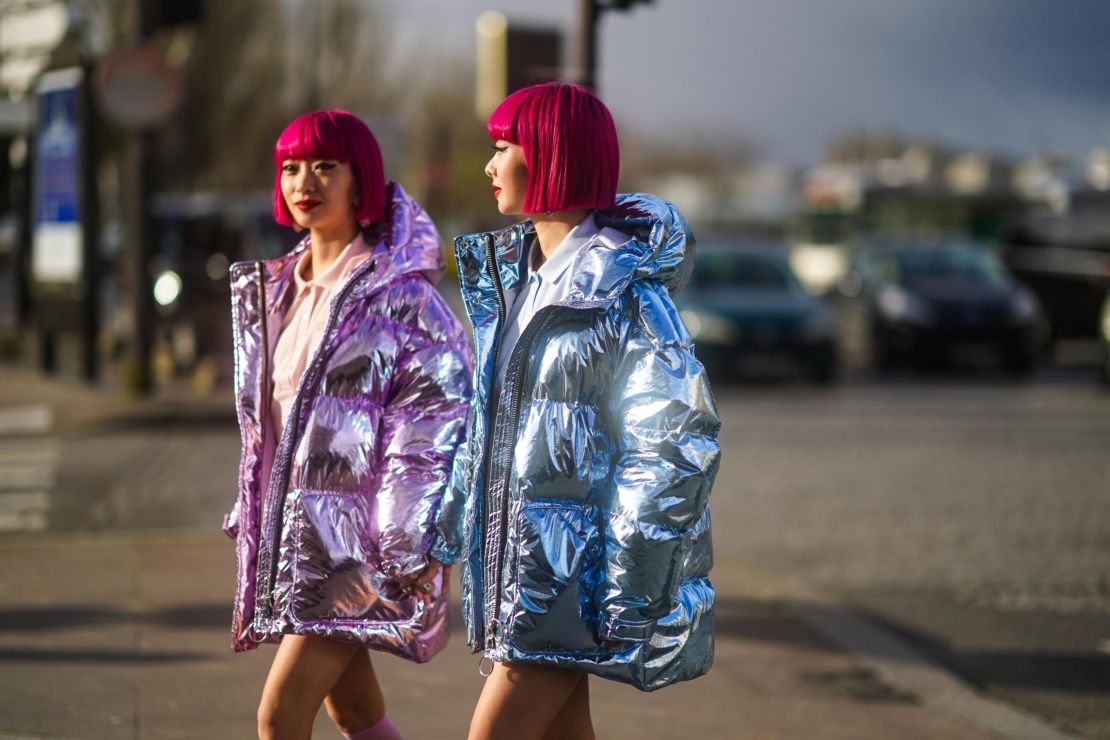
top-left (222, 183), bottom-right (472, 661)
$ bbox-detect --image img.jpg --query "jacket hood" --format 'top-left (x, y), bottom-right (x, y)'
top-left (593, 192), bottom-right (695, 298)
top-left (455, 193), bottom-right (695, 309)
top-left (260, 181), bottom-right (444, 311)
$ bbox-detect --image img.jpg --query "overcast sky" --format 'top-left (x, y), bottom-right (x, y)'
top-left (387, 0), bottom-right (1110, 164)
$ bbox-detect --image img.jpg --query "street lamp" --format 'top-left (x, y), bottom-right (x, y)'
top-left (475, 11), bottom-right (562, 120)
top-left (577, 0), bottom-right (653, 91)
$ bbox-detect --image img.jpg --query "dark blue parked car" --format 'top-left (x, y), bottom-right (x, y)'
top-left (837, 243), bottom-right (1046, 375)
top-left (678, 244), bottom-right (839, 382)
top-left (1100, 291), bottom-right (1110, 385)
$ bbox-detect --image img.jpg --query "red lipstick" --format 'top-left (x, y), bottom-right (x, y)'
top-left (491, 186), bottom-right (501, 199)
top-left (295, 199), bottom-right (321, 212)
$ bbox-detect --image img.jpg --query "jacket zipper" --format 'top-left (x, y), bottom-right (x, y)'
top-left (477, 227), bottom-right (589, 655)
top-left (257, 264), bottom-right (270, 501)
top-left (480, 233), bottom-right (507, 650)
top-left (255, 255), bottom-right (375, 620)
top-left (252, 263), bottom-right (273, 616)
top-left (482, 306), bottom-right (557, 654)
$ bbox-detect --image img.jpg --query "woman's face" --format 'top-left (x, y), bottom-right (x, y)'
top-left (280, 158), bottom-right (357, 232)
top-left (485, 140), bottom-right (529, 216)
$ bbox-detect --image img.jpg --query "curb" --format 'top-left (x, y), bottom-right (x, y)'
top-left (717, 562), bottom-right (1081, 740)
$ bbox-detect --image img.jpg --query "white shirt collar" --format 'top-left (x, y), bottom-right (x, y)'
top-left (530, 213), bottom-right (601, 285)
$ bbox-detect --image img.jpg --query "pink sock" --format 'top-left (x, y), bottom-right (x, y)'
top-left (343, 714), bottom-right (402, 740)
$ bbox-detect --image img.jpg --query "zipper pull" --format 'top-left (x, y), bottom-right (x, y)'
top-left (477, 620), bottom-right (502, 674)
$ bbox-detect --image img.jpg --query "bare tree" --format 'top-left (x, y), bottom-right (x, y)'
top-left (179, 0), bottom-right (395, 190)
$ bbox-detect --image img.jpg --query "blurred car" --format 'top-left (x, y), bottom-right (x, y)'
top-left (1100, 292), bottom-right (1110, 385)
top-left (142, 192), bottom-right (301, 384)
top-left (999, 195), bottom-right (1110, 344)
top-left (678, 244), bottom-right (838, 382)
top-left (837, 243), bottom-right (1045, 374)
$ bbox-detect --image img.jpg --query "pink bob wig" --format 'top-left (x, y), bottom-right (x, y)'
top-left (487, 81), bottom-right (619, 214)
top-left (272, 109), bottom-right (386, 227)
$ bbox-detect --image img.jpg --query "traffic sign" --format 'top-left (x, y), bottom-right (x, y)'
top-left (32, 66), bottom-right (83, 284)
top-left (94, 44), bottom-right (182, 129)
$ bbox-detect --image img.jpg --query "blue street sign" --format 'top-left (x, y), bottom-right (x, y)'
top-left (32, 67), bottom-right (83, 284)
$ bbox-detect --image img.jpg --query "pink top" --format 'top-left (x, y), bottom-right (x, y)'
top-left (271, 233), bottom-right (374, 440)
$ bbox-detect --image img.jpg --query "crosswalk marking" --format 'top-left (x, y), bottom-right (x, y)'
top-left (0, 404), bottom-right (56, 533)
top-left (0, 403), bottom-right (52, 436)
top-left (0, 464), bottom-right (55, 492)
top-left (0, 448), bottom-right (57, 465)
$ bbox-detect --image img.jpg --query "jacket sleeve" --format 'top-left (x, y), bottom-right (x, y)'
top-left (431, 400), bottom-right (475, 565)
top-left (598, 284), bottom-right (720, 640)
top-left (375, 294), bottom-right (473, 579)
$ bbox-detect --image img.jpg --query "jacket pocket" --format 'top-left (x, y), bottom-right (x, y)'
top-left (288, 490), bottom-right (416, 624)
top-left (507, 499), bottom-right (603, 654)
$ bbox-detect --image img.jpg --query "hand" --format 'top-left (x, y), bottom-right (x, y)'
top-left (397, 558), bottom-right (449, 607)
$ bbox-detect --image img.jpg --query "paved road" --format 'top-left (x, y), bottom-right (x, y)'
top-left (2, 365), bottom-right (1107, 737)
top-left (711, 369), bottom-right (1110, 738)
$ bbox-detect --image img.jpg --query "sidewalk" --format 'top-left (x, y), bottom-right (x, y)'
top-left (0, 365), bottom-right (234, 438)
top-left (0, 367), bottom-right (1075, 738)
top-left (0, 532), bottom-right (1005, 740)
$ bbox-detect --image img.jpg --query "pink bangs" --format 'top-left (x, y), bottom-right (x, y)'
top-left (487, 82), bottom-right (619, 214)
top-left (272, 110), bottom-right (386, 226)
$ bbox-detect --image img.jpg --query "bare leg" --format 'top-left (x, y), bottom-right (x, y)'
top-left (543, 674), bottom-right (594, 740)
top-left (323, 648), bottom-right (387, 734)
top-left (257, 635), bottom-right (362, 740)
top-left (468, 662), bottom-right (588, 740)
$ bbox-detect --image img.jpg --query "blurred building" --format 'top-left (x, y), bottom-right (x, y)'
top-left (788, 131), bottom-right (1033, 292)
top-left (998, 149), bottom-right (1110, 343)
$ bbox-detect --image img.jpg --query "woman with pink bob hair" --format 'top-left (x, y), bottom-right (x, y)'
top-left (223, 109), bottom-right (472, 739)
top-left (445, 82), bottom-right (720, 738)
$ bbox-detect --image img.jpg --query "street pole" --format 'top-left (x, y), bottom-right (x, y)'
top-left (80, 60), bottom-right (100, 382)
top-left (125, 0), bottom-right (157, 394)
top-left (577, 0), bottom-right (600, 91)
top-left (576, 1), bottom-right (653, 92)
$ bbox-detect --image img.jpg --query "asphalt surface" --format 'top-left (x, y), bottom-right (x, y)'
top-left (710, 367), bottom-right (1110, 739)
top-left (0, 362), bottom-right (1105, 738)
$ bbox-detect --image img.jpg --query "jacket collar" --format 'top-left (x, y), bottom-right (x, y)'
top-left (454, 193), bottom-right (695, 311)
top-left (290, 231), bottom-right (373, 293)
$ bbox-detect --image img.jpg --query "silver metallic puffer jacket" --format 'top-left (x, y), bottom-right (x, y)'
top-left (440, 194), bottom-right (720, 691)
top-left (223, 183), bottom-right (472, 661)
